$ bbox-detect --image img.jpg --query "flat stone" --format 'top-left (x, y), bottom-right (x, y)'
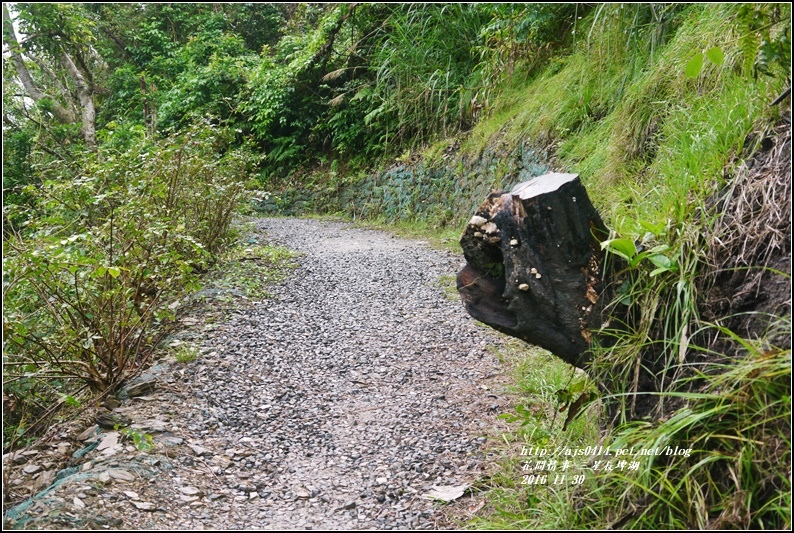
top-left (73, 497), bottom-right (86, 510)
top-left (123, 491), bottom-right (140, 500)
top-left (120, 379), bottom-right (157, 399)
top-left (158, 436), bottom-right (183, 446)
top-left (96, 412), bottom-right (131, 429)
top-left (212, 455), bottom-right (232, 469)
top-left (133, 419), bottom-right (168, 433)
top-left (96, 432), bottom-right (119, 451)
top-left (22, 464), bottom-right (42, 475)
top-left (131, 501), bottom-right (157, 511)
top-left (10, 451), bottom-right (28, 465)
top-left (188, 444), bottom-right (208, 456)
top-left (108, 469), bottom-right (135, 482)
top-left (179, 486), bottom-right (204, 497)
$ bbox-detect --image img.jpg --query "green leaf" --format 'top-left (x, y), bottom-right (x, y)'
top-left (647, 253), bottom-right (673, 270)
top-left (568, 378), bottom-right (587, 394)
top-left (685, 53), bottom-right (704, 78)
top-left (638, 220), bottom-right (666, 236)
top-left (601, 238), bottom-right (636, 260)
top-left (64, 395), bottom-right (81, 407)
top-left (705, 46), bottom-right (724, 65)
top-left (107, 266), bottom-right (121, 278)
top-left (650, 267), bottom-right (669, 278)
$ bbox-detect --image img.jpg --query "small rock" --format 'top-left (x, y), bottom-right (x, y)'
top-left (104, 396), bottom-right (121, 410)
top-left (78, 425), bottom-right (100, 442)
top-left (73, 497), bottom-right (86, 510)
top-left (123, 491), bottom-right (140, 500)
top-left (179, 486), bottom-right (204, 497)
top-left (133, 419), bottom-right (168, 433)
top-left (468, 215), bottom-right (487, 227)
top-left (96, 412), bottom-right (131, 429)
top-left (98, 471), bottom-right (111, 483)
top-left (211, 455), bottom-right (232, 469)
top-left (32, 470), bottom-right (54, 492)
top-left (188, 444), bottom-right (208, 456)
top-left (108, 469), bottom-right (135, 482)
top-left (96, 432), bottom-right (119, 451)
top-left (120, 379), bottom-right (156, 399)
top-left (9, 451), bottom-right (28, 465)
top-left (295, 489), bottom-right (310, 499)
top-left (158, 436), bottom-right (183, 446)
top-left (22, 464), bottom-right (42, 475)
top-left (131, 501), bottom-right (157, 511)
top-left (518, 283), bottom-right (529, 291)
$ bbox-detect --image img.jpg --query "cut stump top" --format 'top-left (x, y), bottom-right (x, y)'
top-left (510, 172), bottom-right (579, 200)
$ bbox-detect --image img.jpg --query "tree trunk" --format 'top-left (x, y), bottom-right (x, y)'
top-left (457, 173), bottom-right (611, 369)
top-left (60, 52), bottom-right (96, 150)
top-left (2, 5), bottom-right (76, 125)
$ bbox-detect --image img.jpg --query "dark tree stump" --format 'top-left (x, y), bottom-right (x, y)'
top-left (457, 173), bottom-right (610, 369)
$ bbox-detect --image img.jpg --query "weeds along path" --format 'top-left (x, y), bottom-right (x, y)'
top-left (7, 217), bottom-right (509, 530)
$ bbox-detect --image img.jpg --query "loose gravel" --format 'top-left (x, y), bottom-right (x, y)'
top-left (5, 217), bottom-right (510, 530)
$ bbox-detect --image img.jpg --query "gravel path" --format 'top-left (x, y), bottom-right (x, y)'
top-left (6, 217), bottom-right (510, 530)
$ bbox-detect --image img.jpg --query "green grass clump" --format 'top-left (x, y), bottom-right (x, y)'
top-left (173, 344), bottom-right (200, 364)
top-left (577, 340), bottom-right (791, 529)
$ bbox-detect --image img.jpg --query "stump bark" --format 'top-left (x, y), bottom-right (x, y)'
top-left (457, 173), bottom-right (610, 369)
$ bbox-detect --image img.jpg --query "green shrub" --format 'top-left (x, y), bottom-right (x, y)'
top-left (3, 122), bottom-right (249, 405)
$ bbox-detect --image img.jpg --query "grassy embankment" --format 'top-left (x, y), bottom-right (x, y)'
top-left (460, 5), bottom-right (789, 529)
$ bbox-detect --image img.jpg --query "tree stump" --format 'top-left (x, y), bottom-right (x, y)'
top-left (457, 173), bottom-right (610, 369)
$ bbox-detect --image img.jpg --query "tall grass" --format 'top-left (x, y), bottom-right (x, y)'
top-left (370, 4), bottom-right (490, 148)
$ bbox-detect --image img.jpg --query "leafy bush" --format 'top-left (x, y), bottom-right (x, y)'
top-left (3, 122), bottom-right (249, 411)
